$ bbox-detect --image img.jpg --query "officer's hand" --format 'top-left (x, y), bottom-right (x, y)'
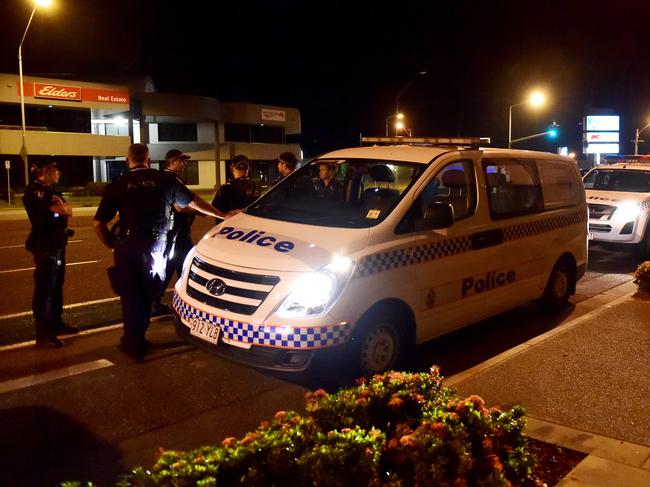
top-left (51, 195), bottom-right (65, 205)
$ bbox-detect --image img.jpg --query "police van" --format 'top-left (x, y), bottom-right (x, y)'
top-left (173, 137), bottom-right (587, 374)
top-left (583, 155), bottom-right (650, 256)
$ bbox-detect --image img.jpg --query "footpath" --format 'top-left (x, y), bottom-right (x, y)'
top-left (446, 279), bottom-right (650, 486)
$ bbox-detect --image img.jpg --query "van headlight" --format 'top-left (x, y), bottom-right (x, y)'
top-left (277, 256), bottom-right (355, 318)
top-left (180, 247), bottom-right (197, 282)
top-left (615, 201), bottom-right (641, 221)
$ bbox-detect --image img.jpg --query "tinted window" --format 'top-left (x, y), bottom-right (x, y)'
top-left (538, 160), bottom-right (579, 209)
top-left (483, 158), bottom-right (543, 219)
top-left (158, 123), bottom-right (197, 142)
top-left (583, 169), bottom-right (650, 193)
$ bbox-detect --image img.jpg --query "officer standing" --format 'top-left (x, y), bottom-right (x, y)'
top-left (93, 143), bottom-right (235, 362)
top-left (153, 149), bottom-right (196, 315)
top-left (23, 161), bottom-right (78, 348)
top-left (271, 151), bottom-right (298, 186)
top-left (211, 154), bottom-right (260, 219)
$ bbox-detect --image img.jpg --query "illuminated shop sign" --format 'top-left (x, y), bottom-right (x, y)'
top-left (586, 143), bottom-right (619, 154)
top-left (261, 108), bottom-right (286, 122)
top-left (20, 81), bottom-right (130, 105)
top-left (585, 132), bottom-right (619, 143)
top-left (34, 83), bottom-right (82, 101)
top-left (586, 115), bottom-right (619, 131)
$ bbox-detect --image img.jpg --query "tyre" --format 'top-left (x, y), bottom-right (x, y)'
top-left (538, 260), bottom-right (575, 313)
top-left (348, 316), bottom-right (408, 376)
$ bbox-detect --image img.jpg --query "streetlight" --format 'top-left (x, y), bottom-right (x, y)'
top-left (18, 0), bottom-right (53, 186)
top-left (394, 70), bottom-right (426, 135)
top-left (508, 91), bottom-right (546, 149)
top-left (634, 120), bottom-right (650, 156)
top-left (385, 112), bottom-right (404, 136)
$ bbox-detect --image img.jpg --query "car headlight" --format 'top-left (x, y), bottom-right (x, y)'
top-left (615, 201), bottom-right (641, 222)
top-left (180, 247), bottom-right (197, 282)
top-left (277, 256), bottom-right (355, 318)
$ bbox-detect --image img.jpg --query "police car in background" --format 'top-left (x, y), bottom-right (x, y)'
top-left (173, 137), bottom-right (587, 375)
top-left (583, 155), bottom-right (650, 257)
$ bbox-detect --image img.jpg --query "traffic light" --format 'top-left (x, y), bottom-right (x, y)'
top-left (548, 121), bottom-right (559, 138)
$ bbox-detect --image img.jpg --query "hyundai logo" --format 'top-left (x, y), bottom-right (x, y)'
top-left (206, 278), bottom-right (227, 296)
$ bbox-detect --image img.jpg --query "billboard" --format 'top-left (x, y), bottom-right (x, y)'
top-left (585, 132), bottom-right (620, 143)
top-left (586, 115), bottom-right (619, 131)
top-left (586, 143), bottom-right (619, 154)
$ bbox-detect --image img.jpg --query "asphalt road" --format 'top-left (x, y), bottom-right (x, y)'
top-left (0, 214), bottom-right (641, 486)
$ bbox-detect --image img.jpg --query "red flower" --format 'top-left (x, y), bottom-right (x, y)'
top-left (488, 454), bottom-right (504, 473)
top-left (388, 438), bottom-right (399, 449)
top-left (153, 447), bottom-right (165, 461)
top-left (399, 435), bottom-right (416, 447)
top-left (221, 437), bottom-right (237, 447)
top-left (274, 410), bottom-right (287, 420)
top-left (240, 432), bottom-right (259, 446)
top-left (388, 396), bottom-right (404, 408)
top-left (313, 388), bottom-right (328, 398)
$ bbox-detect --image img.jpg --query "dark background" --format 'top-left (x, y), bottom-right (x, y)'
top-left (1, 0), bottom-right (649, 157)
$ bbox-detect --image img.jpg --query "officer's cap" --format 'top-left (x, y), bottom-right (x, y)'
top-left (30, 160), bottom-right (59, 174)
top-left (165, 149), bottom-right (191, 163)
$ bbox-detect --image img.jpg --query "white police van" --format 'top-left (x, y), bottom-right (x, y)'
top-left (583, 156), bottom-right (650, 256)
top-left (173, 137), bottom-right (587, 374)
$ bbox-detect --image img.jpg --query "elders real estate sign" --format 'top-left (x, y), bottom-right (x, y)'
top-left (19, 81), bottom-right (130, 106)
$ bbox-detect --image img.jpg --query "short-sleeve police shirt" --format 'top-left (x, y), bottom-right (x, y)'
top-left (23, 179), bottom-right (68, 248)
top-left (94, 167), bottom-right (194, 233)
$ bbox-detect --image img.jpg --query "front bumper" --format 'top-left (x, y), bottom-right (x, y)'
top-left (588, 218), bottom-right (641, 244)
top-left (173, 292), bottom-right (351, 371)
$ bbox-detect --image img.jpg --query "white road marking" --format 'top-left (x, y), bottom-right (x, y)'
top-left (0, 289), bottom-right (174, 321)
top-left (0, 259), bottom-right (101, 274)
top-left (0, 359), bottom-right (114, 395)
top-left (0, 239), bottom-right (83, 250)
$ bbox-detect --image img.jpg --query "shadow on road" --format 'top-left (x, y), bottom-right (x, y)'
top-left (587, 243), bottom-right (640, 274)
top-left (0, 406), bottom-right (125, 487)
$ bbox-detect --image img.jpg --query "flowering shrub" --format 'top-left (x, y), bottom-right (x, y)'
top-left (122, 366), bottom-right (538, 486)
top-left (633, 261), bottom-right (650, 293)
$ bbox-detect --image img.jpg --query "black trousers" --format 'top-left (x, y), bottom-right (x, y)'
top-left (160, 233), bottom-right (193, 299)
top-left (113, 238), bottom-right (166, 348)
top-left (31, 247), bottom-right (66, 339)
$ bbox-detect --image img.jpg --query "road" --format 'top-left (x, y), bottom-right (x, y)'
top-left (0, 214), bottom-right (640, 485)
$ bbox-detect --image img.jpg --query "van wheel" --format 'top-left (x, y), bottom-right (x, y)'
top-left (349, 319), bottom-right (404, 377)
top-left (538, 261), bottom-right (574, 313)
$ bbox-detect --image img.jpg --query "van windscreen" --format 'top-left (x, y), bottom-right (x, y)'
top-left (246, 158), bottom-right (423, 228)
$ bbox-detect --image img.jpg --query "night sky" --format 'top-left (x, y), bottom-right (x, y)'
top-left (1, 0), bottom-right (649, 157)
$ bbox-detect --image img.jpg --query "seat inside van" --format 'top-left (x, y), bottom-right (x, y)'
top-left (438, 169), bottom-right (469, 219)
top-left (361, 165), bottom-right (400, 214)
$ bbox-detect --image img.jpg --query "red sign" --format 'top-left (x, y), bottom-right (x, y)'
top-left (19, 81), bottom-right (130, 106)
top-left (34, 83), bottom-right (82, 101)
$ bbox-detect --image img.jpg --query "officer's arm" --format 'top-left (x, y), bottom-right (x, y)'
top-left (187, 195), bottom-right (234, 219)
top-left (93, 220), bottom-right (114, 249)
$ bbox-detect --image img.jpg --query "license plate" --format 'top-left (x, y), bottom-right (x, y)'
top-left (588, 232), bottom-right (594, 240)
top-left (189, 317), bottom-right (220, 345)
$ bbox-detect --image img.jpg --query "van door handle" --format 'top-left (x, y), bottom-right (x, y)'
top-left (471, 229), bottom-right (504, 250)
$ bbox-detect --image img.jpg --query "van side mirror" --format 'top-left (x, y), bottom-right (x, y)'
top-left (414, 202), bottom-right (454, 231)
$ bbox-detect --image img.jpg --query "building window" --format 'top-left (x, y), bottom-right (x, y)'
top-left (224, 124), bottom-right (285, 144)
top-left (158, 123), bottom-right (197, 141)
top-left (181, 160), bottom-right (199, 185)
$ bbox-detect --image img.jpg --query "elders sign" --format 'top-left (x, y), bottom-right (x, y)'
top-left (34, 83), bottom-right (82, 101)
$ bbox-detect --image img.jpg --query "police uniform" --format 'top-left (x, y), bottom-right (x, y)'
top-left (313, 177), bottom-right (343, 199)
top-left (23, 178), bottom-right (71, 345)
top-left (158, 169), bottom-right (197, 307)
top-left (211, 176), bottom-right (260, 215)
top-left (94, 166), bottom-right (194, 358)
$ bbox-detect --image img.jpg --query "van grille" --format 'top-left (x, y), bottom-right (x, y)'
top-left (187, 256), bottom-right (280, 316)
top-left (588, 203), bottom-right (616, 220)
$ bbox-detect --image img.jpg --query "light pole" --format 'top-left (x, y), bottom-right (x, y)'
top-left (385, 112), bottom-right (404, 136)
top-left (18, 0), bottom-right (53, 187)
top-left (634, 122), bottom-right (650, 156)
top-left (508, 91), bottom-right (546, 149)
top-left (394, 70), bottom-right (426, 133)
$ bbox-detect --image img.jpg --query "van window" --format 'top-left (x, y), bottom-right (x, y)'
top-left (396, 160), bottom-right (476, 234)
top-left (483, 158), bottom-right (543, 219)
top-left (246, 158), bottom-right (423, 228)
top-left (538, 159), bottom-right (579, 209)
top-left (583, 169), bottom-right (650, 192)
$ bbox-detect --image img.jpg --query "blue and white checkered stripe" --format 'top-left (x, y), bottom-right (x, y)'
top-left (355, 209), bottom-right (586, 279)
top-left (173, 292), bottom-right (351, 350)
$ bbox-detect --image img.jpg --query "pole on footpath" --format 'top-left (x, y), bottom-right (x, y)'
top-left (5, 160), bottom-right (11, 205)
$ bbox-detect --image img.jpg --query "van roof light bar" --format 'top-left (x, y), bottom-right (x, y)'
top-left (361, 136), bottom-right (491, 147)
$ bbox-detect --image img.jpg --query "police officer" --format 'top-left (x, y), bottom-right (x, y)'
top-left (93, 143), bottom-right (234, 362)
top-left (23, 160), bottom-right (78, 348)
top-left (152, 149), bottom-right (196, 315)
top-left (313, 162), bottom-right (343, 200)
top-left (211, 154), bottom-right (260, 219)
top-left (271, 151), bottom-right (298, 186)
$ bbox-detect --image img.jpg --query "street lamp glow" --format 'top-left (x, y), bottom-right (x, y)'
top-left (529, 92), bottom-right (545, 107)
top-left (395, 121), bottom-right (405, 131)
top-left (396, 113), bottom-right (404, 120)
top-left (18, 0), bottom-right (54, 185)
